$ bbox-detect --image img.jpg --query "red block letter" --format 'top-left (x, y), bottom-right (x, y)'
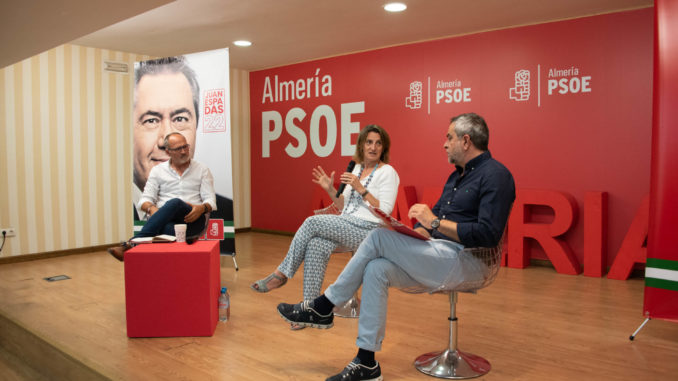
top-left (607, 195), bottom-right (649, 280)
top-left (507, 189), bottom-right (581, 275)
top-left (583, 191), bottom-right (608, 277)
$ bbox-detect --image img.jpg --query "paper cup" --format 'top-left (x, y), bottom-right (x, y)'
top-left (174, 224), bottom-right (187, 242)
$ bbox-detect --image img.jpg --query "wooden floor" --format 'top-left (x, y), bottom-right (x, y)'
top-left (1, 231), bottom-right (677, 380)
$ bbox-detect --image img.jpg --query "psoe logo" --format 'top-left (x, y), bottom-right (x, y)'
top-left (202, 219), bottom-right (224, 240)
top-left (406, 81), bottom-right (423, 109)
top-left (509, 70), bottom-right (530, 102)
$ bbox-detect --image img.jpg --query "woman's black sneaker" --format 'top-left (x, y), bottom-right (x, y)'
top-left (276, 300), bottom-right (334, 329)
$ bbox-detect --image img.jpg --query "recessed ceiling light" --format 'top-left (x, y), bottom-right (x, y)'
top-left (384, 2), bottom-right (407, 12)
top-left (234, 40), bottom-right (252, 47)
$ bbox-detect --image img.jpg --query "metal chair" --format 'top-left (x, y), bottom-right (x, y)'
top-left (313, 204), bottom-right (361, 318)
top-left (402, 244), bottom-right (503, 379)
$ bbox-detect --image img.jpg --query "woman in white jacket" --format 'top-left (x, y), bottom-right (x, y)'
top-left (251, 124), bottom-right (400, 304)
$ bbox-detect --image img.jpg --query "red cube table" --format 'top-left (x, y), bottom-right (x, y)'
top-left (124, 240), bottom-right (220, 337)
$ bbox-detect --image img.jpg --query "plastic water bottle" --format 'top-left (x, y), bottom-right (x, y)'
top-left (218, 287), bottom-right (230, 322)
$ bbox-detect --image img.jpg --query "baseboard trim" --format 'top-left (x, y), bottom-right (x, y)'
top-left (0, 245), bottom-right (113, 265)
top-left (249, 227), bottom-right (294, 236)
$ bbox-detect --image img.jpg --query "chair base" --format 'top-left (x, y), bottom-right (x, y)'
top-left (333, 294), bottom-right (360, 318)
top-left (414, 349), bottom-right (490, 379)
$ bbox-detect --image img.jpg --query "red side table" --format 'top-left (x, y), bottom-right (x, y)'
top-left (124, 240), bottom-right (220, 337)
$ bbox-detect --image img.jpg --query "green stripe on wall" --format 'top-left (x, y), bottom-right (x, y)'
top-left (646, 277), bottom-right (678, 292)
top-left (647, 258), bottom-right (678, 271)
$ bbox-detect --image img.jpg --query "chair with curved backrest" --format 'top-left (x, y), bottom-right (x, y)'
top-left (313, 203), bottom-right (361, 318)
top-left (401, 243), bottom-right (504, 379)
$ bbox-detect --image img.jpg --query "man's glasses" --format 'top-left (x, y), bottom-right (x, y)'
top-left (165, 144), bottom-right (190, 152)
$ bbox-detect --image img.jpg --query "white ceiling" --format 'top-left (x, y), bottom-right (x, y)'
top-left (0, 0), bottom-right (172, 69)
top-left (3, 0), bottom-right (653, 71)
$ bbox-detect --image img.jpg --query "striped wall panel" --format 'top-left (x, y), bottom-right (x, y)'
top-left (230, 67), bottom-right (251, 229)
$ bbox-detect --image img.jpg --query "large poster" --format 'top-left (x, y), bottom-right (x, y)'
top-left (249, 9), bottom-right (653, 273)
top-left (133, 49), bottom-right (235, 253)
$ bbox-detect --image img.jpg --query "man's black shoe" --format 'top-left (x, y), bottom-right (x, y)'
top-left (276, 300), bottom-right (334, 329)
top-left (326, 357), bottom-right (383, 381)
top-left (107, 241), bottom-right (133, 262)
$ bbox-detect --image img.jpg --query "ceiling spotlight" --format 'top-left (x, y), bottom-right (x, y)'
top-left (234, 40), bottom-right (252, 47)
top-left (384, 2), bottom-right (407, 12)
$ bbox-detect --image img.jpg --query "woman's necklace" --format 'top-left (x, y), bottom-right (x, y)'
top-left (343, 162), bottom-right (379, 216)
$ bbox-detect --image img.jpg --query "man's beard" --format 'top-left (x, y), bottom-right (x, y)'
top-left (174, 155), bottom-right (190, 166)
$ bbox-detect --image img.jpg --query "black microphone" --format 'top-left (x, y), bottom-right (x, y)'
top-left (335, 160), bottom-right (356, 198)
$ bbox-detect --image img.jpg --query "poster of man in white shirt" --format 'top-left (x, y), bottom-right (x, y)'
top-left (132, 49), bottom-right (235, 253)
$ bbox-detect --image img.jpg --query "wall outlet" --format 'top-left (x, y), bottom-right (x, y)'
top-left (1, 228), bottom-right (15, 237)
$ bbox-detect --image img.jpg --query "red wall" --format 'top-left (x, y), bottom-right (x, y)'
top-left (250, 9), bottom-right (654, 271)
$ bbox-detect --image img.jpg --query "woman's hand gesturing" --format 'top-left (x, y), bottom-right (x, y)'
top-left (312, 166), bottom-right (335, 193)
